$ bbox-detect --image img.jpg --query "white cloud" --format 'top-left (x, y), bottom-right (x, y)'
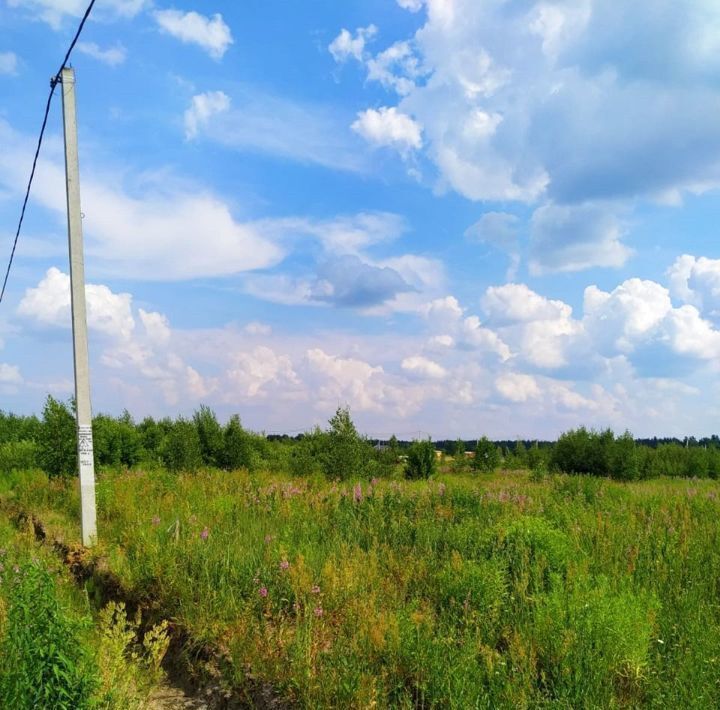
top-left (76, 42), bottom-right (126, 67)
top-left (179, 87), bottom-right (366, 172)
top-left (583, 277), bottom-right (720, 362)
top-left (18, 267), bottom-right (135, 340)
top-left (482, 283), bottom-right (571, 325)
top-left (226, 347), bottom-right (298, 399)
top-left (329, 25), bottom-right (377, 63)
top-left (0, 123), bottom-right (284, 281)
top-left (184, 91), bottom-right (231, 139)
top-left (530, 202), bottom-right (632, 274)
top-left (0, 363), bottom-right (22, 385)
top-left (139, 309), bottom-right (171, 346)
top-left (154, 10), bottom-right (233, 60)
top-left (244, 322), bottom-right (272, 336)
top-left (496, 372), bottom-right (540, 403)
top-left (7, 0), bottom-right (146, 28)
top-left (402, 355), bottom-right (447, 379)
top-left (668, 254), bottom-right (720, 320)
top-left (352, 107), bottom-right (423, 152)
top-left (0, 52), bottom-right (18, 75)
top-left (397, 0), bottom-right (424, 12)
top-left (366, 41), bottom-right (423, 96)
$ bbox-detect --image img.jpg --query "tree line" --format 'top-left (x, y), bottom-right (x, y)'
top-left (0, 397), bottom-right (719, 481)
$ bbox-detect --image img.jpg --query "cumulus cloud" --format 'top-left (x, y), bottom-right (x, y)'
top-left (530, 202), bottom-right (632, 274)
top-left (184, 91), bottom-right (231, 139)
top-left (18, 267), bottom-right (135, 340)
top-left (352, 107), bottom-right (423, 152)
top-left (584, 278), bottom-right (720, 365)
top-left (154, 10), bottom-right (233, 60)
top-left (668, 254), bottom-right (720, 321)
top-left (312, 255), bottom-right (412, 308)
top-left (226, 347), bottom-right (298, 399)
top-left (0, 52), bottom-right (18, 75)
top-left (329, 25), bottom-right (377, 63)
top-left (76, 42), bottom-right (126, 67)
top-left (496, 372), bottom-right (540, 403)
top-left (482, 283), bottom-right (571, 326)
top-left (402, 355), bottom-right (447, 379)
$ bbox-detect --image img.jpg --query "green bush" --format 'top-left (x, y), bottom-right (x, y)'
top-left (222, 414), bottom-right (253, 470)
top-left (0, 561), bottom-right (97, 709)
top-left (405, 439), bottom-right (436, 479)
top-left (551, 427), bottom-right (614, 476)
top-left (38, 396), bottom-right (76, 478)
top-left (161, 418), bottom-right (203, 472)
top-left (0, 440), bottom-right (38, 472)
top-left (321, 407), bottom-right (373, 480)
top-left (193, 405), bottom-right (224, 467)
top-left (473, 436), bottom-right (501, 472)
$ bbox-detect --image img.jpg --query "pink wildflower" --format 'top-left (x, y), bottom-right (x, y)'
top-left (200, 527), bottom-right (209, 540)
top-left (280, 559), bottom-right (290, 571)
top-left (264, 534), bottom-right (275, 544)
top-left (151, 515), bottom-right (161, 526)
top-left (311, 585), bottom-right (321, 594)
top-left (371, 477), bottom-right (379, 487)
top-left (353, 482), bottom-right (363, 503)
top-left (314, 606), bottom-right (324, 618)
top-left (259, 586), bottom-right (268, 598)
top-left (438, 483), bottom-right (446, 497)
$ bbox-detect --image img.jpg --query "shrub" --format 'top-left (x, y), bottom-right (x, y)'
top-left (222, 415), bottom-right (253, 470)
top-left (405, 439), bottom-right (436, 479)
top-left (161, 418), bottom-right (203, 472)
top-left (473, 436), bottom-right (501, 473)
top-left (38, 396), bottom-right (76, 478)
top-left (289, 428), bottom-right (326, 477)
top-left (193, 405), bottom-right (224, 467)
top-left (0, 440), bottom-right (38, 472)
top-left (0, 561), bottom-right (97, 709)
top-left (551, 427), bottom-right (614, 476)
top-left (321, 407), bottom-right (373, 480)
top-left (609, 431), bottom-right (640, 481)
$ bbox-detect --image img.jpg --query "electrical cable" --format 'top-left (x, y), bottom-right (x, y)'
top-left (0, 0), bottom-right (98, 305)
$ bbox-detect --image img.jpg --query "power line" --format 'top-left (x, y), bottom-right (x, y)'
top-left (0, 0), bottom-right (98, 305)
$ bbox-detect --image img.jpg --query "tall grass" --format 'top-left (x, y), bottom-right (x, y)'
top-left (7, 468), bottom-right (720, 708)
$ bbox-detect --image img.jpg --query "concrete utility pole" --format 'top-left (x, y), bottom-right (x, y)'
top-left (59, 66), bottom-right (97, 547)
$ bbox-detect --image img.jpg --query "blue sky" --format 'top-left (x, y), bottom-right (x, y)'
top-left (1, 0), bottom-right (719, 438)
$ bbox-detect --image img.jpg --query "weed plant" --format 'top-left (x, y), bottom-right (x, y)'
top-left (5, 468), bottom-right (720, 708)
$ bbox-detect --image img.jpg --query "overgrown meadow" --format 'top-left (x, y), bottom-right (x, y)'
top-left (3, 466), bottom-right (720, 708)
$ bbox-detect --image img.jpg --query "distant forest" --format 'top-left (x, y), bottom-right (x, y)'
top-left (1, 397), bottom-right (719, 481)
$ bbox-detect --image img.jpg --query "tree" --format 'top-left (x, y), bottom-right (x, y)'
top-left (321, 407), bottom-right (372, 480)
top-left (38, 396), bottom-right (76, 477)
top-left (473, 436), bottom-right (501, 473)
top-left (222, 415), bottom-right (253, 470)
top-left (193, 405), bottom-right (224, 467)
top-left (161, 418), bottom-right (203, 472)
top-left (405, 439), bottom-right (437, 479)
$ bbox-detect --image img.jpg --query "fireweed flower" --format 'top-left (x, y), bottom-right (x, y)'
top-left (438, 483), bottom-right (446, 497)
top-left (200, 527), bottom-right (209, 540)
top-left (280, 559), bottom-right (290, 571)
top-left (314, 606), bottom-right (324, 618)
top-left (259, 586), bottom-right (268, 598)
top-left (311, 585), bottom-right (321, 594)
top-left (151, 515), bottom-right (161, 526)
top-left (354, 483), bottom-right (363, 503)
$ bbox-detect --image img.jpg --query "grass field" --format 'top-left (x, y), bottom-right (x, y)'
top-left (2, 467), bottom-right (720, 708)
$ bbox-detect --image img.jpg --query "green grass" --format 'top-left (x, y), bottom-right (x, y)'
top-left (0, 485), bottom-right (171, 709)
top-left (4, 468), bottom-right (720, 708)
